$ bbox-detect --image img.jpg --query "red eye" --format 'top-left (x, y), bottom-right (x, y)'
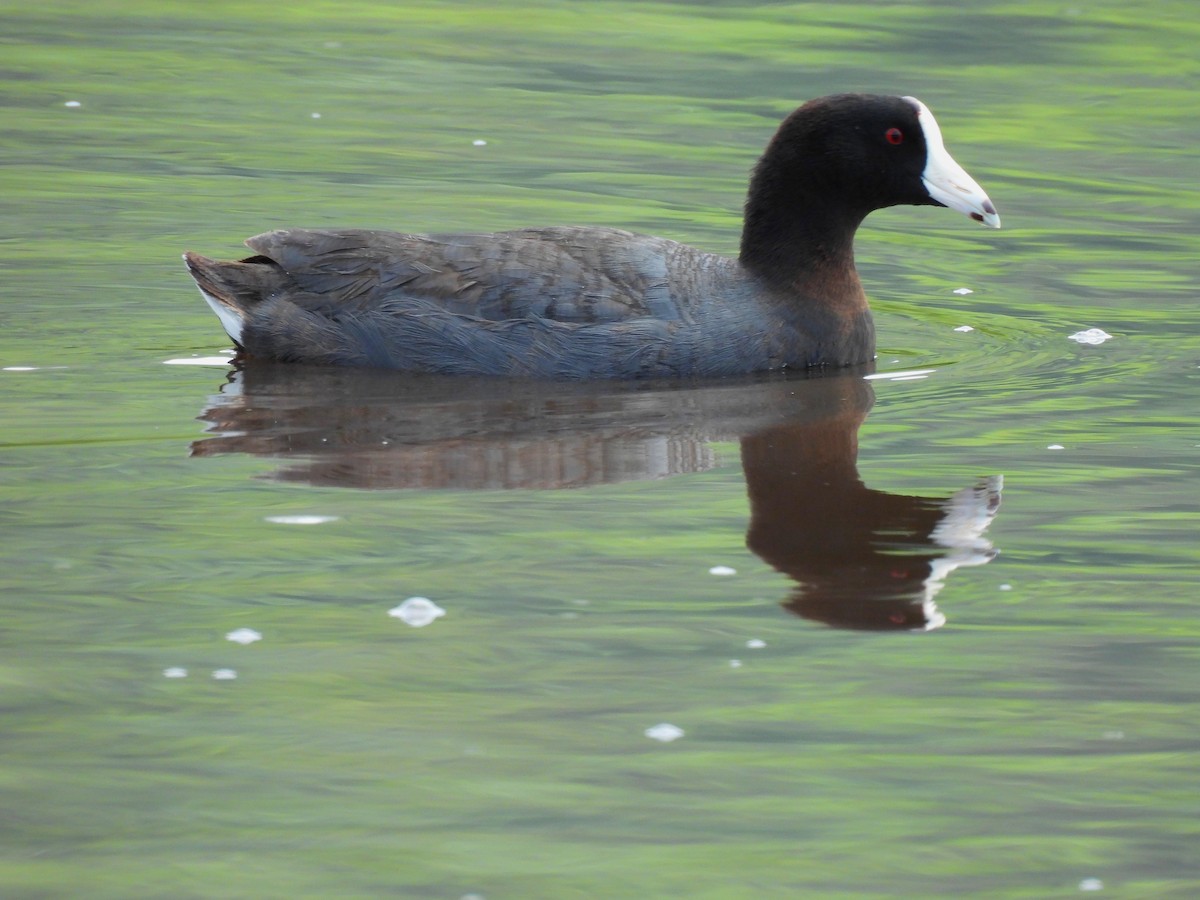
top-left (885, 127), bottom-right (904, 145)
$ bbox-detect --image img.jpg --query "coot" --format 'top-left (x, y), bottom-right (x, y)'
top-left (184, 94), bottom-right (998, 378)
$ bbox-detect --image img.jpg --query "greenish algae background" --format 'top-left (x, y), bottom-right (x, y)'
top-left (3, 1), bottom-right (1200, 897)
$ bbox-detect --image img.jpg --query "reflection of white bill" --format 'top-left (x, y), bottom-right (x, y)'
top-left (922, 475), bottom-right (1005, 628)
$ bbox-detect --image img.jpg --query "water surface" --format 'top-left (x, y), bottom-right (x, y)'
top-left (3, 1), bottom-right (1200, 897)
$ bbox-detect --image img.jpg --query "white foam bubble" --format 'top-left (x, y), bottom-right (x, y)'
top-left (864, 369), bottom-right (937, 381)
top-left (225, 628), bottom-right (262, 645)
top-left (644, 723), bottom-right (684, 742)
top-left (388, 596), bottom-right (446, 627)
top-left (163, 356), bottom-right (236, 366)
top-left (1068, 328), bottom-right (1112, 345)
top-left (264, 515), bottom-right (340, 525)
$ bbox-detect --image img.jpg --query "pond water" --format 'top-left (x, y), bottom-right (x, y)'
top-left (4, 1), bottom-right (1199, 897)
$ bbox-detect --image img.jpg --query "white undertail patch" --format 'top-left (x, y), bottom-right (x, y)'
top-left (184, 254), bottom-right (245, 345)
top-left (200, 288), bottom-right (244, 345)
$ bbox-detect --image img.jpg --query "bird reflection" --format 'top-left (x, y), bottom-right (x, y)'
top-left (192, 363), bottom-right (1001, 631)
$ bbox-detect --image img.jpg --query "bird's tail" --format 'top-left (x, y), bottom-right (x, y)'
top-left (182, 251), bottom-right (260, 346)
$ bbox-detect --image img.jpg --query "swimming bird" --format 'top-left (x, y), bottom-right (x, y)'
top-left (184, 94), bottom-right (998, 378)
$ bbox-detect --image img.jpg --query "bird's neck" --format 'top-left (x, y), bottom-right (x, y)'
top-left (740, 198), bottom-right (868, 305)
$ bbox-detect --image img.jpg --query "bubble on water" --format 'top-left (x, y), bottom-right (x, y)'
top-left (225, 628), bottom-right (262, 645)
top-left (472, 139), bottom-right (487, 146)
top-left (746, 638), bottom-right (766, 649)
top-left (709, 565), bottom-right (736, 576)
top-left (729, 659), bottom-right (743, 668)
top-left (162, 667), bottom-right (188, 678)
top-left (953, 287), bottom-right (974, 295)
top-left (163, 356), bottom-right (236, 366)
top-left (64, 100), bottom-right (82, 108)
top-left (311, 112), bottom-right (321, 119)
top-left (998, 583), bottom-right (1013, 591)
top-left (212, 668), bottom-right (238, 680)
top-left (864, 369), bottom-right (936, 382)
top-left (1078, 878), bottom-right (1103, 891)
top-left (953, 325), bottom-right (975, 332)
top-left (389, 596), bottom-right (446, 627)
top-left (1047, 444), bottom-right (1065, 451)
top-left (644, 723), bottom-right (684, 742)
top-left (264, 515), bottom-right (339, 525)
top-left (1068, 328), bottom-right (1112, 345)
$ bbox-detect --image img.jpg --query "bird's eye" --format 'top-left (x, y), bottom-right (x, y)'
top-left (885, 127), bottom-right (904, 145)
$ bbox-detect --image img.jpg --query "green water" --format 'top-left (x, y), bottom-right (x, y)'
top-left (4, 1), bottom-right (1200, 897)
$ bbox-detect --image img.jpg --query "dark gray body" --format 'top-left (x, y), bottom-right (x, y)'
top-left (186, 226), bottom-right (873, 378)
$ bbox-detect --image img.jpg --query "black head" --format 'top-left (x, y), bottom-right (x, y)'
top-left (740, 94), bottom-right (998, 276)
top-left (765, 95), bottom-right (937, 211)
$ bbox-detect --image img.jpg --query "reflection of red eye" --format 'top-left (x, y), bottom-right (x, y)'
top-left (885, 127), bottom-right (904, 145)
